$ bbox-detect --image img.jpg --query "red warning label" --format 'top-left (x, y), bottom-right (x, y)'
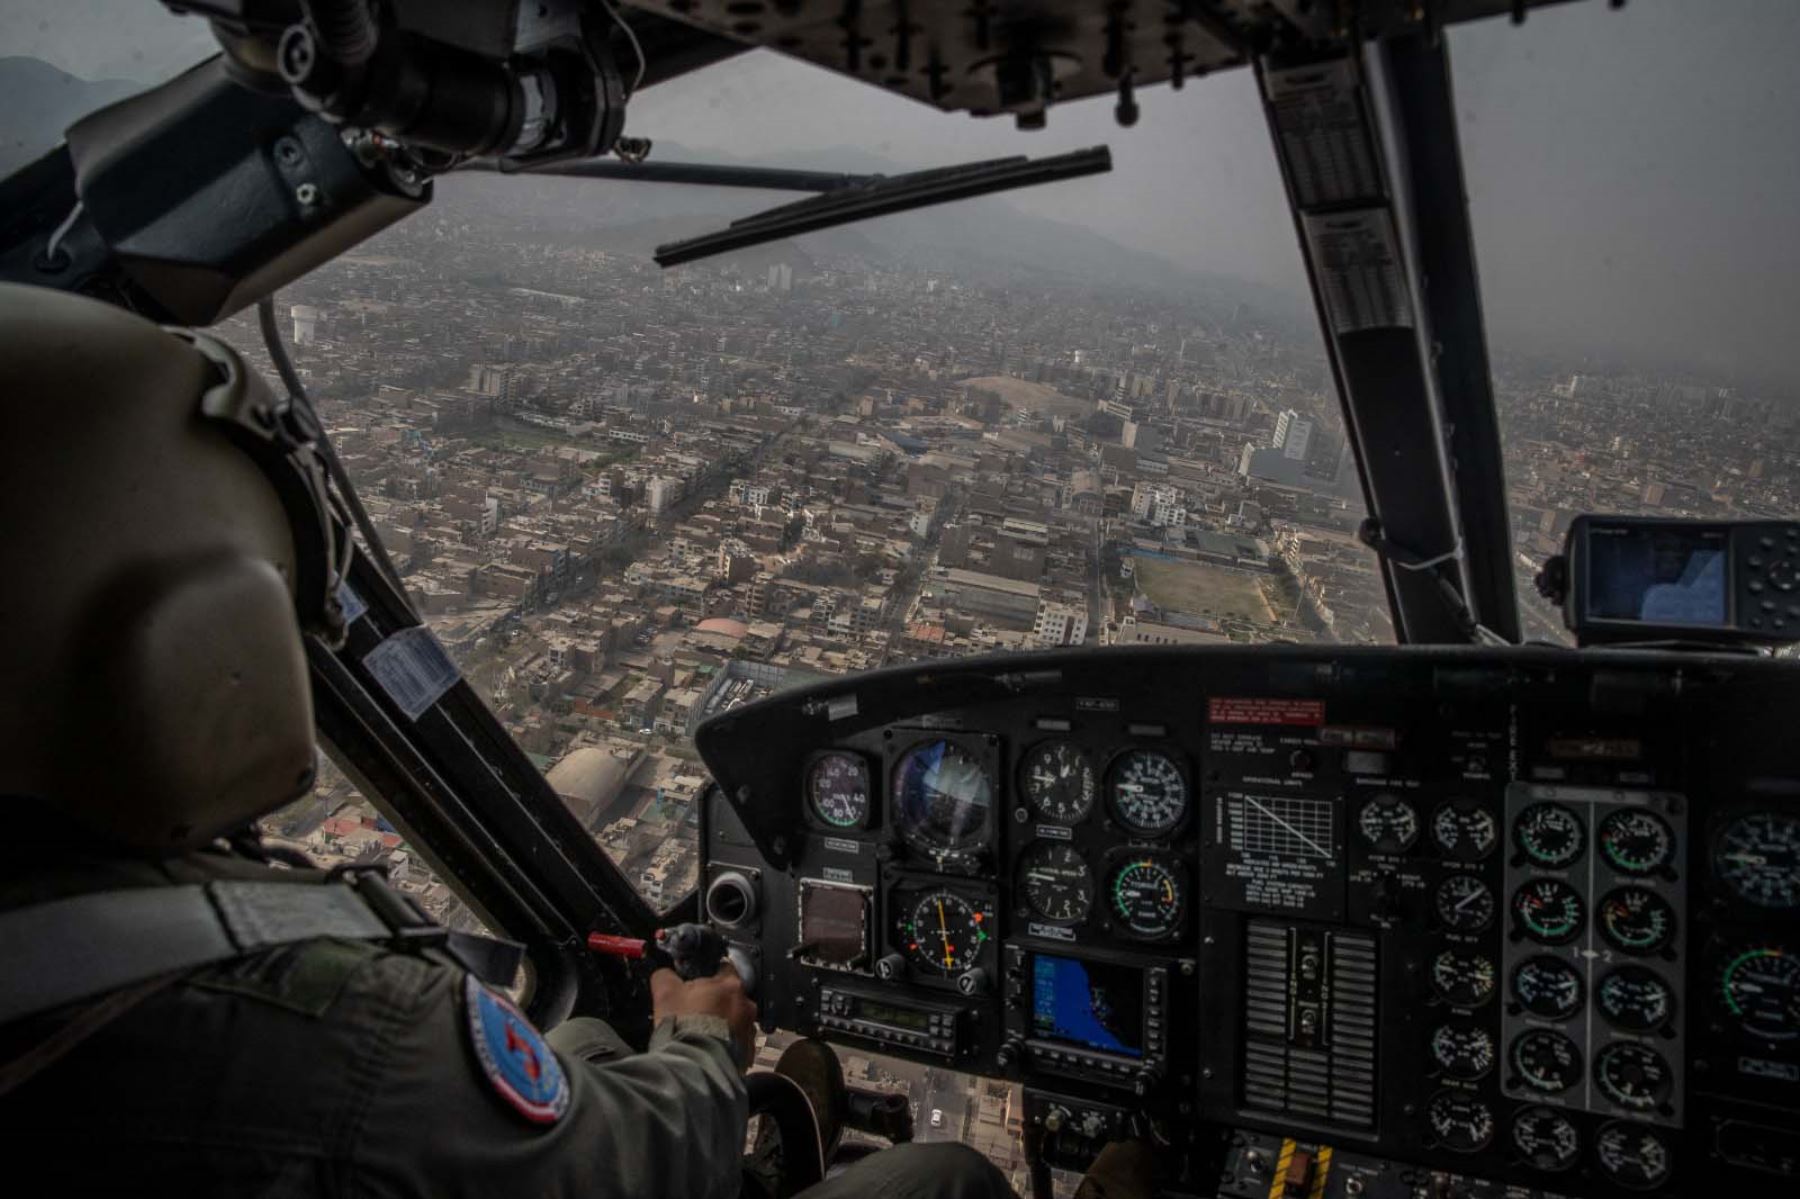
top-left (1208, 697), bottom-right (1326, 726)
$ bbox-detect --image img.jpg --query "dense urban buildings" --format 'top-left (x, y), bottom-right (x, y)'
top-left (252, 197), bottom-right (1798, 1188)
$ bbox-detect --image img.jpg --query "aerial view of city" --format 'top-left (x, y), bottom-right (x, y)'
top-left (241, 166), bottom-right (1797, 1189)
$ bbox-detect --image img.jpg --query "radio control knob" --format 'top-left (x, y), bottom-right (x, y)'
top-left (956, 967), bottom-right (990, 997)
top-left (1132, 1065), bottom-right (1162, 1097)
top-left (875, 953), bottom-right (905, 981)
top-left (996, 1037), bottom-right (1025, 1070)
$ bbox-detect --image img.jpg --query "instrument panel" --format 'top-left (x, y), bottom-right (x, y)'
top-left (694, 646), bottom-right (1800, 1195)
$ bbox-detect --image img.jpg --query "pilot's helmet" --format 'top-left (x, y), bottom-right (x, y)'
top-left (0, 283), bottom-right (346, 853)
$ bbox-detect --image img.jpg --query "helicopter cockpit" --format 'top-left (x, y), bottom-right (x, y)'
top-left (2, 2), bottom-right (1797, 1197)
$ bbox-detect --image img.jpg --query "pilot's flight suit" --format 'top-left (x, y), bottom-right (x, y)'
top-left (0, 843), bottom-right (1013, 1198)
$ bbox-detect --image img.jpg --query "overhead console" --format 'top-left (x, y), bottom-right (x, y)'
top-left (693, 647), bottom-right (1800, 1196)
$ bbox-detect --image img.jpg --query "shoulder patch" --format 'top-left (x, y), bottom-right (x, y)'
top-left (463, 974), bottom-right (569, 1126)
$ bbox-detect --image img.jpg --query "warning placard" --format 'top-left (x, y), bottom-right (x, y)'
top-left (1208, 697), bottom-right (1326, 727)
top-left (1303, 209), bottom-right (1415, 333)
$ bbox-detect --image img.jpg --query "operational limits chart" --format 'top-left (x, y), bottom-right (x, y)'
top-left (1211, 791), bottom-right (1345, 919)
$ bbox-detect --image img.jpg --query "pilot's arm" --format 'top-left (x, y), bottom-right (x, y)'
top-left (351, 956), bottom-right (755, 1199)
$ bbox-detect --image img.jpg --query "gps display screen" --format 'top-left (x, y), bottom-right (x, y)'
top-left (1030, 954), bottom-right (1144, 1058)
top-left (1586, 523), bottom-right (1729, 627)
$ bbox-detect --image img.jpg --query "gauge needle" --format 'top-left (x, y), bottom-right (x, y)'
top-left (1455, 887), bottom-right (1484, 911)
top-left (936, 899), bottom-right (951, 970)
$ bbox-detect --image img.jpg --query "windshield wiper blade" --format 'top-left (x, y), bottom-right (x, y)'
top-left (464, 158), bottom-right (879, 193)
top-left (652, 145), bottom-right (1112, 268)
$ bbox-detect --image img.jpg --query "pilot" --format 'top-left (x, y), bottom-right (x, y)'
top-left (0, 283), bottom-right (1013, 1198)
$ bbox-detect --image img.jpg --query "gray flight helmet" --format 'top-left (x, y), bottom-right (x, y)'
top-left (0, 283), bottom-right (350, 853)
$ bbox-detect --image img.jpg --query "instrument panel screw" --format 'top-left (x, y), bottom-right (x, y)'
top-left (295, 182), bottom-right (320, 207)
top-left (1181, 961), bottom-right (1196, 975)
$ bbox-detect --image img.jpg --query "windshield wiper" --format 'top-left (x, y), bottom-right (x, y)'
top-left (651, 145), bottom-right (1112, 268)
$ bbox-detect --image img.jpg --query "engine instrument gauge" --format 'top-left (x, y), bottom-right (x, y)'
top-left (1597, 966), bottom-right (1675, 1032)
top-left (1513, 955), bottom-right (1584, 1020)
top-left (1432, 799), bottom-right (1498, 862)
top-left (1512, 879), bottom-right (1585, 944)
top-left (1511, 1028), bottom-right (1583, 1094)
top-left (892, 741), bottom-right (993, 854)
top-left (1714, 812), bottom-right (1800, 909)
top-left (1018, 841), bottom-right (1094, 925)
top-left (1597, 887), bottom-right (1676, 955)
top-left (1431, 949), bottom-right (1498, 1008)
top-left (1021, 741), bottom-right (1097, 825)
top-left (807, 751), bottom-right (872, 829)
top-left (1108, 857), bottom-right (1184, 939)
top-left (1594, 1042), bottom-right (1673, 1111)
top-left (1598, 809), bottom-right (1675, 875)
top-left (896, 889), bottom-right (989, 976)
top-left (1511, 1105), bottom-right (1580, 1172)
top-left (1435, 874), bottom-right (1497, 932)
top-left (1358, 794), bottom-right (1420, 854)
top-left (1719, 945), bottom-right (1800, 1041)
top-left (1431, 1023), bottom-right (1496, 1080)
top-left (1427, 1090), bottom-right (1495, 1153)
top-left (1595, 1121), bottom-right (1673, 1191)
top-left (1514, 803), bottom-right (1586, 868)
top-left (1106, 750), bottom-right (1188, 836)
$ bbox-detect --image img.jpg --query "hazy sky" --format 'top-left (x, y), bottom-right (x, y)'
top-left (7, 0), bottom-right (1797, 390)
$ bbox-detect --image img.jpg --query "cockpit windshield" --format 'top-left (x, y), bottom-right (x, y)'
top-left (207, 47), bottom-right (1398, 910)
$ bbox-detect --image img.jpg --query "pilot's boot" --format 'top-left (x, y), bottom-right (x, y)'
top-left (774, 1038), bottom-right (849, 1158)
top-left (1073, 1138), bottom-right (1160, 1199)
top-left (746, 1038), bottom-right (849, 1197)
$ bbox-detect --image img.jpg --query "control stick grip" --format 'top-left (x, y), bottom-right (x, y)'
top-left (587, 923), bottom-right (759, 995)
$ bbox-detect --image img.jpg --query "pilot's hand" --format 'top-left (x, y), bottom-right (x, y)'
top-left (652, 963), bottom-right (757, 1069)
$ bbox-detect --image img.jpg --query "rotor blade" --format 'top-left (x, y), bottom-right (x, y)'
top-left (463, 158), bottom-right (879, 193)
top-left (652, 145), bottom-right (1113, 268)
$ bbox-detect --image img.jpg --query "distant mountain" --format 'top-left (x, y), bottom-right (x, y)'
top-left (0, 57), bottom-right (142, 176)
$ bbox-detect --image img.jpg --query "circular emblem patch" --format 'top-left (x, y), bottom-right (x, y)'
top-left (463, 974), bottom-right (570, 1125)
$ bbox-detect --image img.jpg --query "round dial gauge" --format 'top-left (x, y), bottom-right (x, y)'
top-left (1598, 966), bottom-right (1676, 1032)
top-left (1021, 741), bottom-right (1097, 825)
top-left (1435, 874), bottom-right (1497, 932)
top-left (1598, 809), bottom-right (1676, 875)
top-left (1018, 841), bottom-right (1094, 925)
top-left (1511, 1105), bottom-right (1581, 1173)
top-left (1595, 1121), bottom-right (1674, 1191)
top-left (1511, 1029), bottom-right (1583, 1094)
top-left (1358, 794), bottom-right (1420, 854)
top-left (1513, 956), bottom-right (1585, 1021)
top-left (1108, 857), bottom-right (1184, 939)
top-left (807, 752), bottom-right (871, 829)
top-left (1512, 879), bottom-right (1585, 944)
top-left (896, 890), bottom-right (988, 976)
top-left (1427, 1090), bottom-right (1495, 1153)
top-left (1597, 887), bottom-right (1676, 955)
top-left (1515, 803), bottom-right (1586, 868)
top-left (1719, 946), bottom-right (1800, 1042)
top-left (1432, 799), bottom-right (1498, 862)
top-left (892, 741), bottom-right (993, 854)
top-left (1715, 812), bottom-right (1800, 909)
top-left (1106, 750), bottom-right (1188, 836)
top-left (1431, 949), bottom-right (1498, 1008)
top-left (1431, 1023), bottom-right (1497, 1081)
top-left (1594, 1042), bottom-right (1673, 1111)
